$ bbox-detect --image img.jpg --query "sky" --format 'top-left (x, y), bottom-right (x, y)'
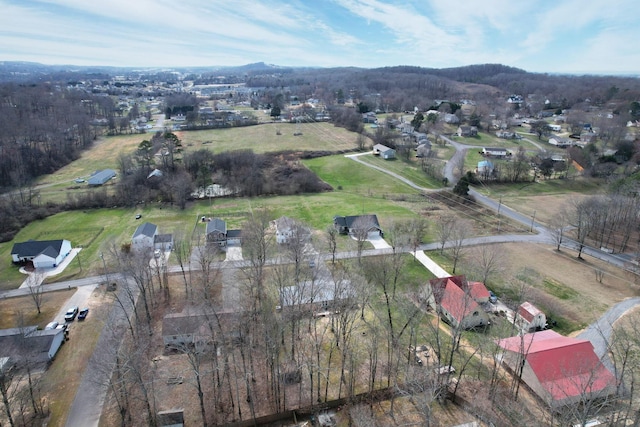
top-left (2, 0), bottom-right (639, 75)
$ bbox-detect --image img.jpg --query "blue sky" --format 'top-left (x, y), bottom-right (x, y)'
top-left (2, 0), bottom-right (639, 75)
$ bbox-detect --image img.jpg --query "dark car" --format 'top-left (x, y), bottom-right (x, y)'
top-left (489, 291), bottom-right (498, 304)
top-left (77, 308), bottom-right (89, 321)
top-left (64, 306), bottom-right (79, 322)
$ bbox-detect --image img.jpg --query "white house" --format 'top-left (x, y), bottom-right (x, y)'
top-left (274, 216), bottom-right (296, 244)
top-left (11, 239), bottom-right (72, 269)
top-left (482, 147), bottom-right (509, 158)
top-left (132, 222), bottom-right (158, 250)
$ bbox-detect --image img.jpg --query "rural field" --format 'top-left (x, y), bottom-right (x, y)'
top-left (3, 119), bottom-right (638, 426)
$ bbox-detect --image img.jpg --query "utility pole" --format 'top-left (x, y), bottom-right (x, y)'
top-left (100, 252), bottom-right (109, 283)
top-left (530, 210), bottom-right (536, 232)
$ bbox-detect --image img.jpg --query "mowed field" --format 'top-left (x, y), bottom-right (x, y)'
top-left (33, 121), bottom-right (362, 203)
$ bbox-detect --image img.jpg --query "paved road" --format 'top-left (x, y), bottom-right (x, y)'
top-left (577, 296), bottom-right (640, 364)
top-left (65, 279), bottom-right (138, 427)
top-left (345, 152), bottom-right (431, 192)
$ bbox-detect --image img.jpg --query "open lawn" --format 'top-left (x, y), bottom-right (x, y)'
top-left (356, 154), bottom-right (444, 189)
top-left (33, 122), bottom-right (361, 203)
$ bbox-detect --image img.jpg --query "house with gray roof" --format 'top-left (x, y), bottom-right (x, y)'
top-left (132, 222), bottom-right (158, 250)
top-left (206, 218), bottom-right (228, 246)
top-left (11, 239), bottom-right (72, 269)
top-left (0, 326), bottom-right (65, 366)
top-left (372, 144), bottom-right (396, 159)
top-left (87, 169), bottom-right (116, 186)
top-left (278, 278), bottom-right (355, 315)
top-left (333, 214), bottom-right (382, 236)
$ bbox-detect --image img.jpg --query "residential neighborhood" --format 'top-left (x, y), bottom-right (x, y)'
top-left (1, 58), bottom-right (640, 427)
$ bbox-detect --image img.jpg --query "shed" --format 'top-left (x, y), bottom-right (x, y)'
top-left (372, 144), bottom-right (396, 159)
top-left (87, 169), bottom-right (116, 186)
top-left (516, 301), bottom-right (547, 332)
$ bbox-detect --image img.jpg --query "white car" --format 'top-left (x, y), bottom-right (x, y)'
top-left (45, 321), bottom-right (59, 330)
top-left (154, 249), bottom-right (162, 258)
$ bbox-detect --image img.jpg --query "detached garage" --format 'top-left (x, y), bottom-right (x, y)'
top-left (11, 239), bottom-right (72, 268)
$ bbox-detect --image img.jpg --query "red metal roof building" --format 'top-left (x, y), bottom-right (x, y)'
top-left (427, 276), bottom-right (489, 329)
top-left (496, 330), bottom-right (616, 407)
top-left (516, 301), bottom-right (547, 332)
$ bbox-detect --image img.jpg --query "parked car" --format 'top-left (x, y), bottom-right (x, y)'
top-left (77, 308), bottom-right (89, 321)
top-left (135, 214), bottom-right (142, 219)
top-left (154, 249), bottom-right (162, 258)
top-left (489, 291), bottom-right (498, 304)
top-left (45, 321), bottom-right (59, 330)
top-left (64, 306), bottom-right (79, 322)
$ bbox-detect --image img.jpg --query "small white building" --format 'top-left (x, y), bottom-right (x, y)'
top-left (372, 144), bottom-right (396, 160)
top-left (516, 301), bottom-right (547, 332)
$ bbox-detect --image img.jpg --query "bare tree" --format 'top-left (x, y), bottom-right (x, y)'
top-left (282, 219), bottom-right (311, 283)
top-left (449, 219), bottom-right (471, 274)
top-left (469, 244), bottom-right (504, 287)
top-left (26, 272), bottom-right (45, 314)
top-left (548, 207), bottom-right (569, 251)
top-left (173, 230), bottom-right (193, 295)
top-left (434, 214), bottom-right (456, 254)
top-left (407, 217), bottom-right (428, 256)
top-left (325, 226), bottom-right (338, 265)
top-left (351, 216), bottom-right (378, 262)
top-left (0, 362), bottom-right (16, 427)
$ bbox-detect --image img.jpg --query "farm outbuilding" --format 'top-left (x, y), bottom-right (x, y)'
top-left (496, 330), bottom-right (616, 408)
top-left (372, 144), bottom-right (396, 159)
top-left (87, 169), bottom-right (116, 186)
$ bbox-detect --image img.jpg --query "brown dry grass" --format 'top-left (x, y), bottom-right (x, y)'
top-left (0, 289), bottom-right (74, 329)
top-left (498, 242), bottom-right (639, 327)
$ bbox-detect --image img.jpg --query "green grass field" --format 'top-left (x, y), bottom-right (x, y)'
top-left (33, 122), bottom-right (361, 203)
top-left (356, 155), bottom-right (444, 190)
